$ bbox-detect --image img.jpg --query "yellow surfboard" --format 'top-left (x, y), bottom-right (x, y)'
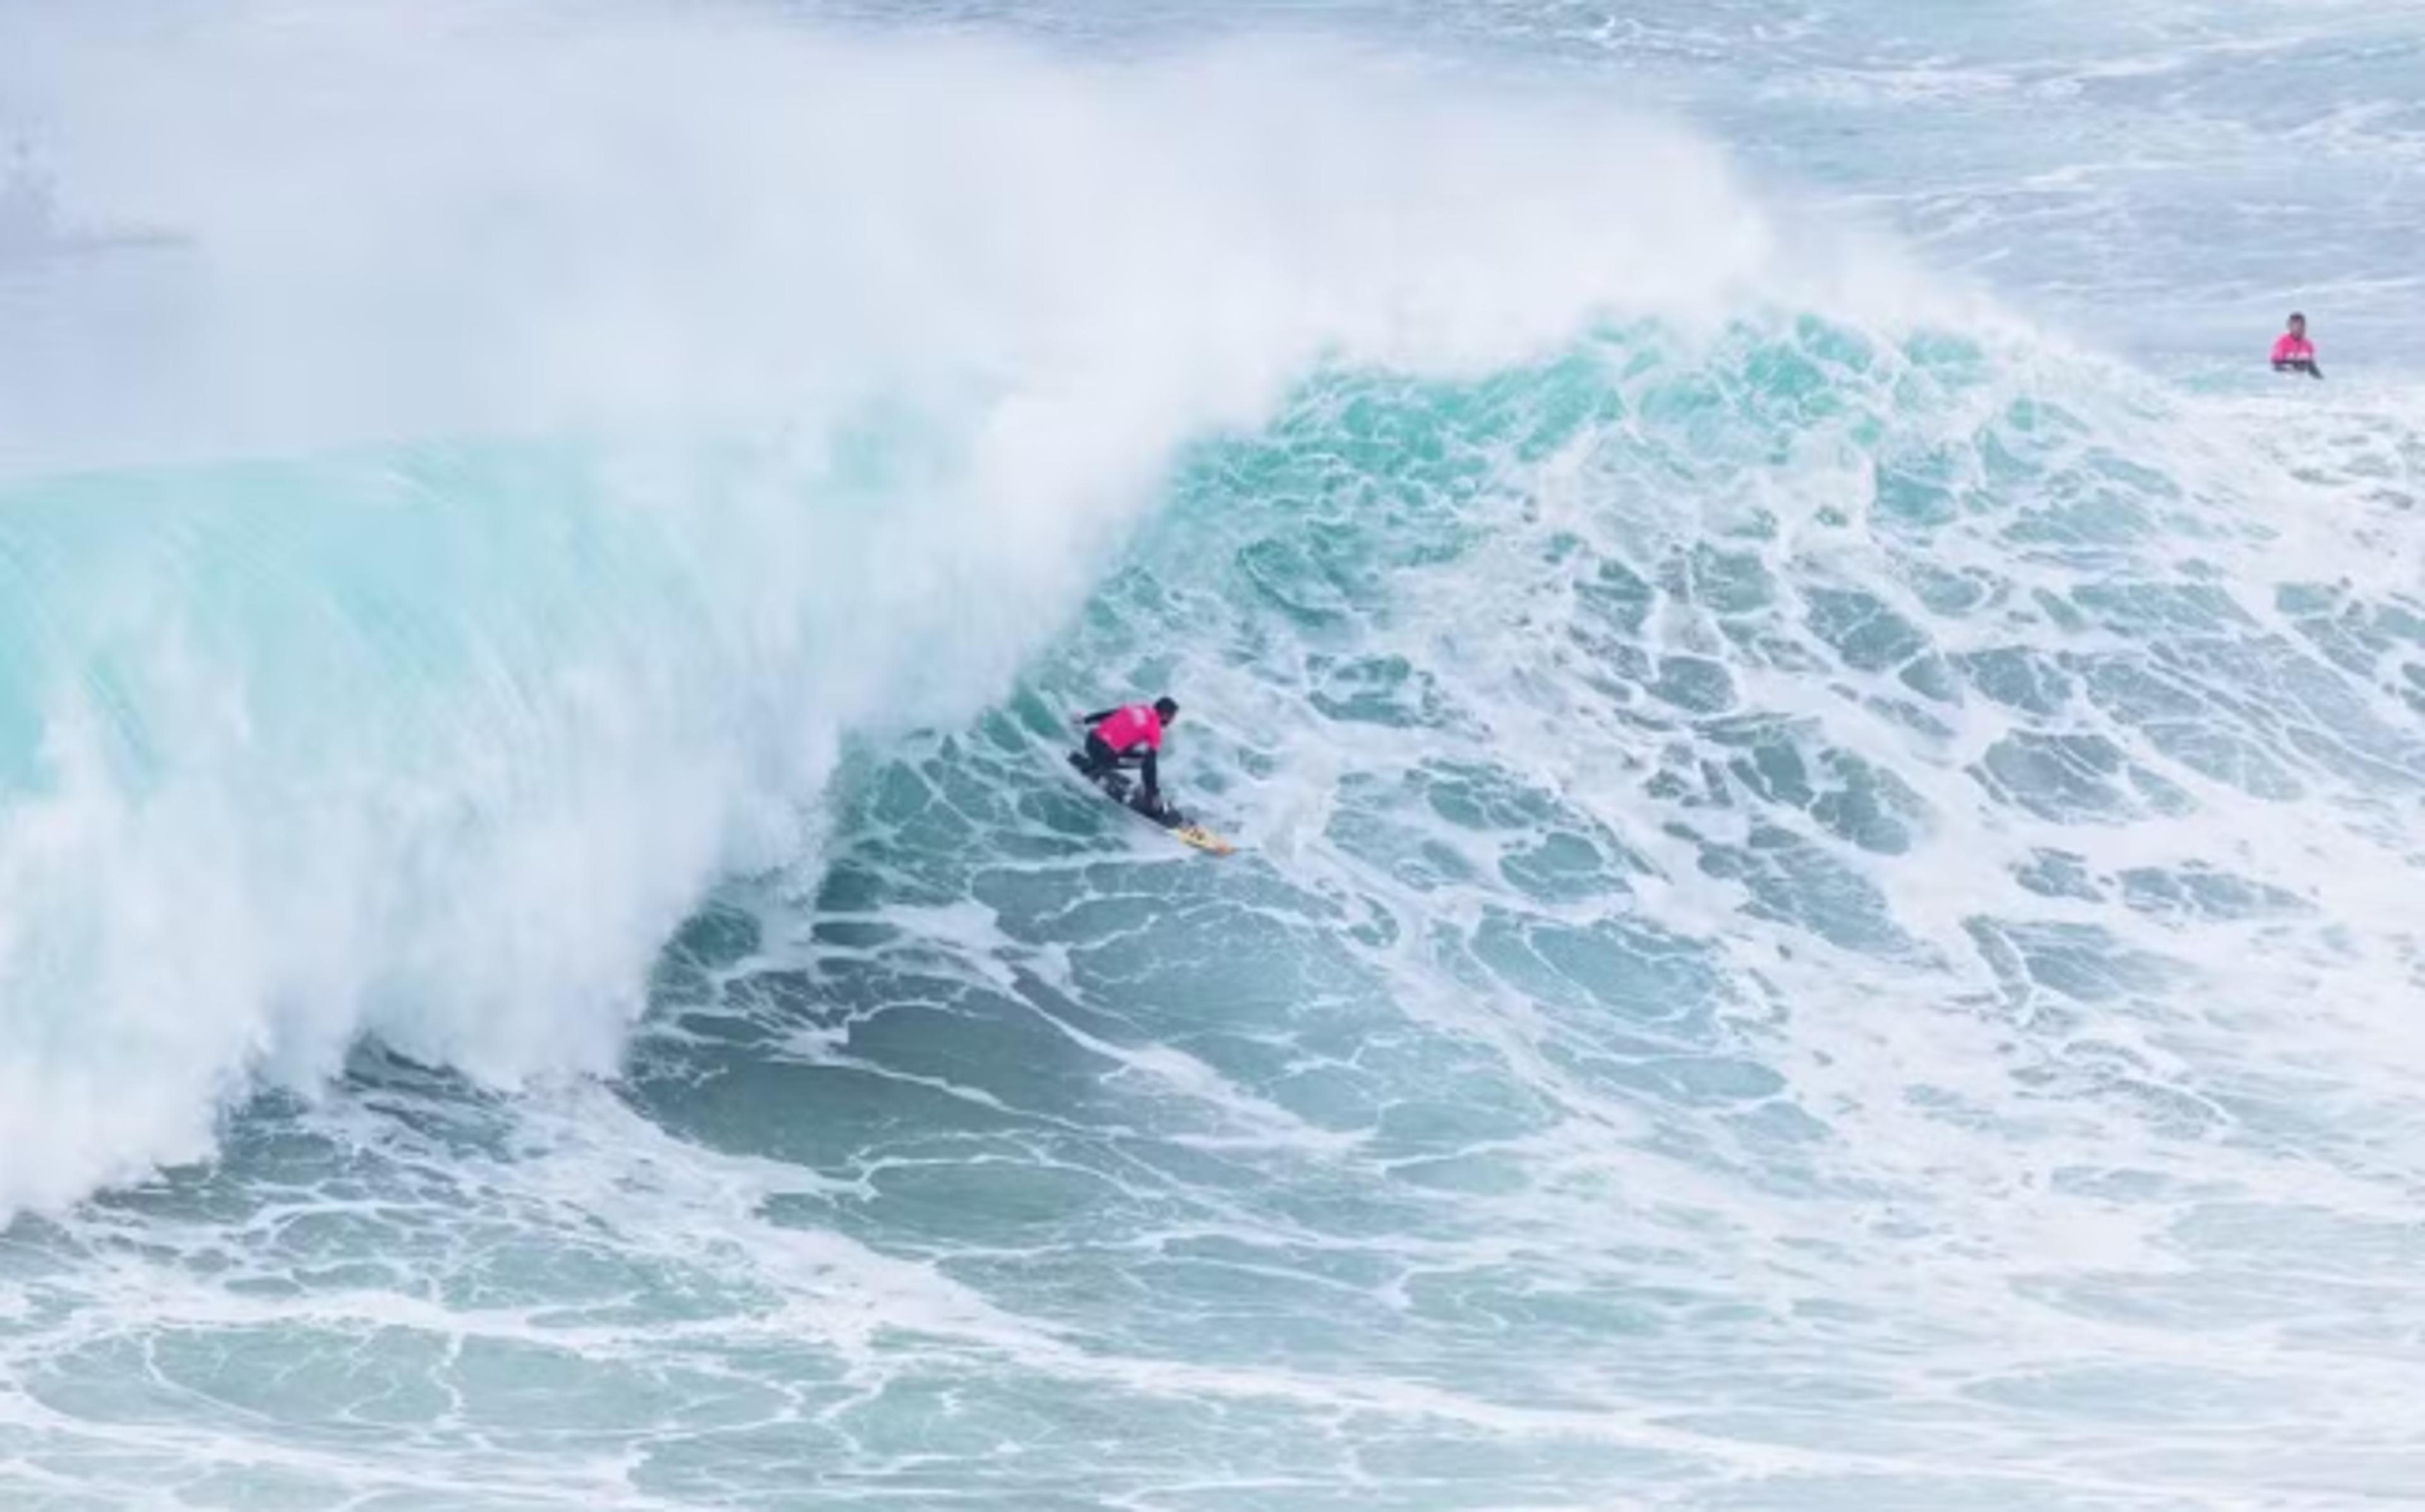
top-left (1065, 751), bottom-right (1236, 856)
top-left (1169, 823), bottom-right (1236, 857)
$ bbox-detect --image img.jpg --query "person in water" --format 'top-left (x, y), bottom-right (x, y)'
top-left (1072, 696), bottom-right (1180, 818)
top-left (2271, 312), bottom-right (2322, 378)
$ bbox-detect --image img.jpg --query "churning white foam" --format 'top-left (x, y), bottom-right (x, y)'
top-left (0, 1), bottom-right (1932, 1215)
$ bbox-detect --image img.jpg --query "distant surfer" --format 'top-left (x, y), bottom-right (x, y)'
top-left (2271, 313), bottom-right (2321, 379)
top-left (1070, 697), bottom-right (1180, 820)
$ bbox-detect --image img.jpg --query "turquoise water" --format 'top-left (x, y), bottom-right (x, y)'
top-left (4, 3), bottom-right (2425, 1508)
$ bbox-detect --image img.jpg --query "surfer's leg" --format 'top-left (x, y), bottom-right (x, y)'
top-left (1074, 732), bottom-right (1118, 777)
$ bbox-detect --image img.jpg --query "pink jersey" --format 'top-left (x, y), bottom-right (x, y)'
top-left (2272, 333), bottom-right (2314, 364)
top-left (1095, 704), bottom-right (1164, 751)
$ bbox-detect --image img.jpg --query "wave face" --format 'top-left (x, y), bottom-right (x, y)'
top-left (6, 2), bottom-right (2425, 1509)
top-left (0, 9), bottom-right (1786, 1210)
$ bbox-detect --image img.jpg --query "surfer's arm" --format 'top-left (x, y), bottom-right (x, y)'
top-left (1137, 748), bottom-right (1159, 798)
top-left (1077, 708), bottom-right (1117, 726)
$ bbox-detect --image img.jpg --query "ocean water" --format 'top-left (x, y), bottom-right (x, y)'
top-left (3, 2), bottom-right (2424, 1508)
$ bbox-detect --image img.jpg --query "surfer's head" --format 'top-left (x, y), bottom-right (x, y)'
top-left (2287, 312), bottom-right (2306, 335)
top-left (1153, 696), bottom-right (1180, 723)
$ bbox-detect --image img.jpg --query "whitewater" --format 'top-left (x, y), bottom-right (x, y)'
top-left (3, 0), bottom-right (2424, 1507)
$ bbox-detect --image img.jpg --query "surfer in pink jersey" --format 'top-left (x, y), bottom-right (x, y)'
top-left (2271, 312), bottom-right (2321, 378)
top-left (1072, 696), bottom-right (1180, 817)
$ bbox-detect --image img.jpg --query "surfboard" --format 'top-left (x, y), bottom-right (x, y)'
top-left (1166, 821), bottom-right (1236, 857)
top-left (1063, 751), bottom-right (1236, 856)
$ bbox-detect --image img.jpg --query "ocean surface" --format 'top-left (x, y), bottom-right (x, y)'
top-left (4, 1), bottom-right (2424, 1507)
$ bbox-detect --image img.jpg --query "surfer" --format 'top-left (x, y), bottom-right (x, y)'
top-left (2271, 313), bottom-right (2321, 379)
top-left (1071, 697), bottom-right (1180, 819)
